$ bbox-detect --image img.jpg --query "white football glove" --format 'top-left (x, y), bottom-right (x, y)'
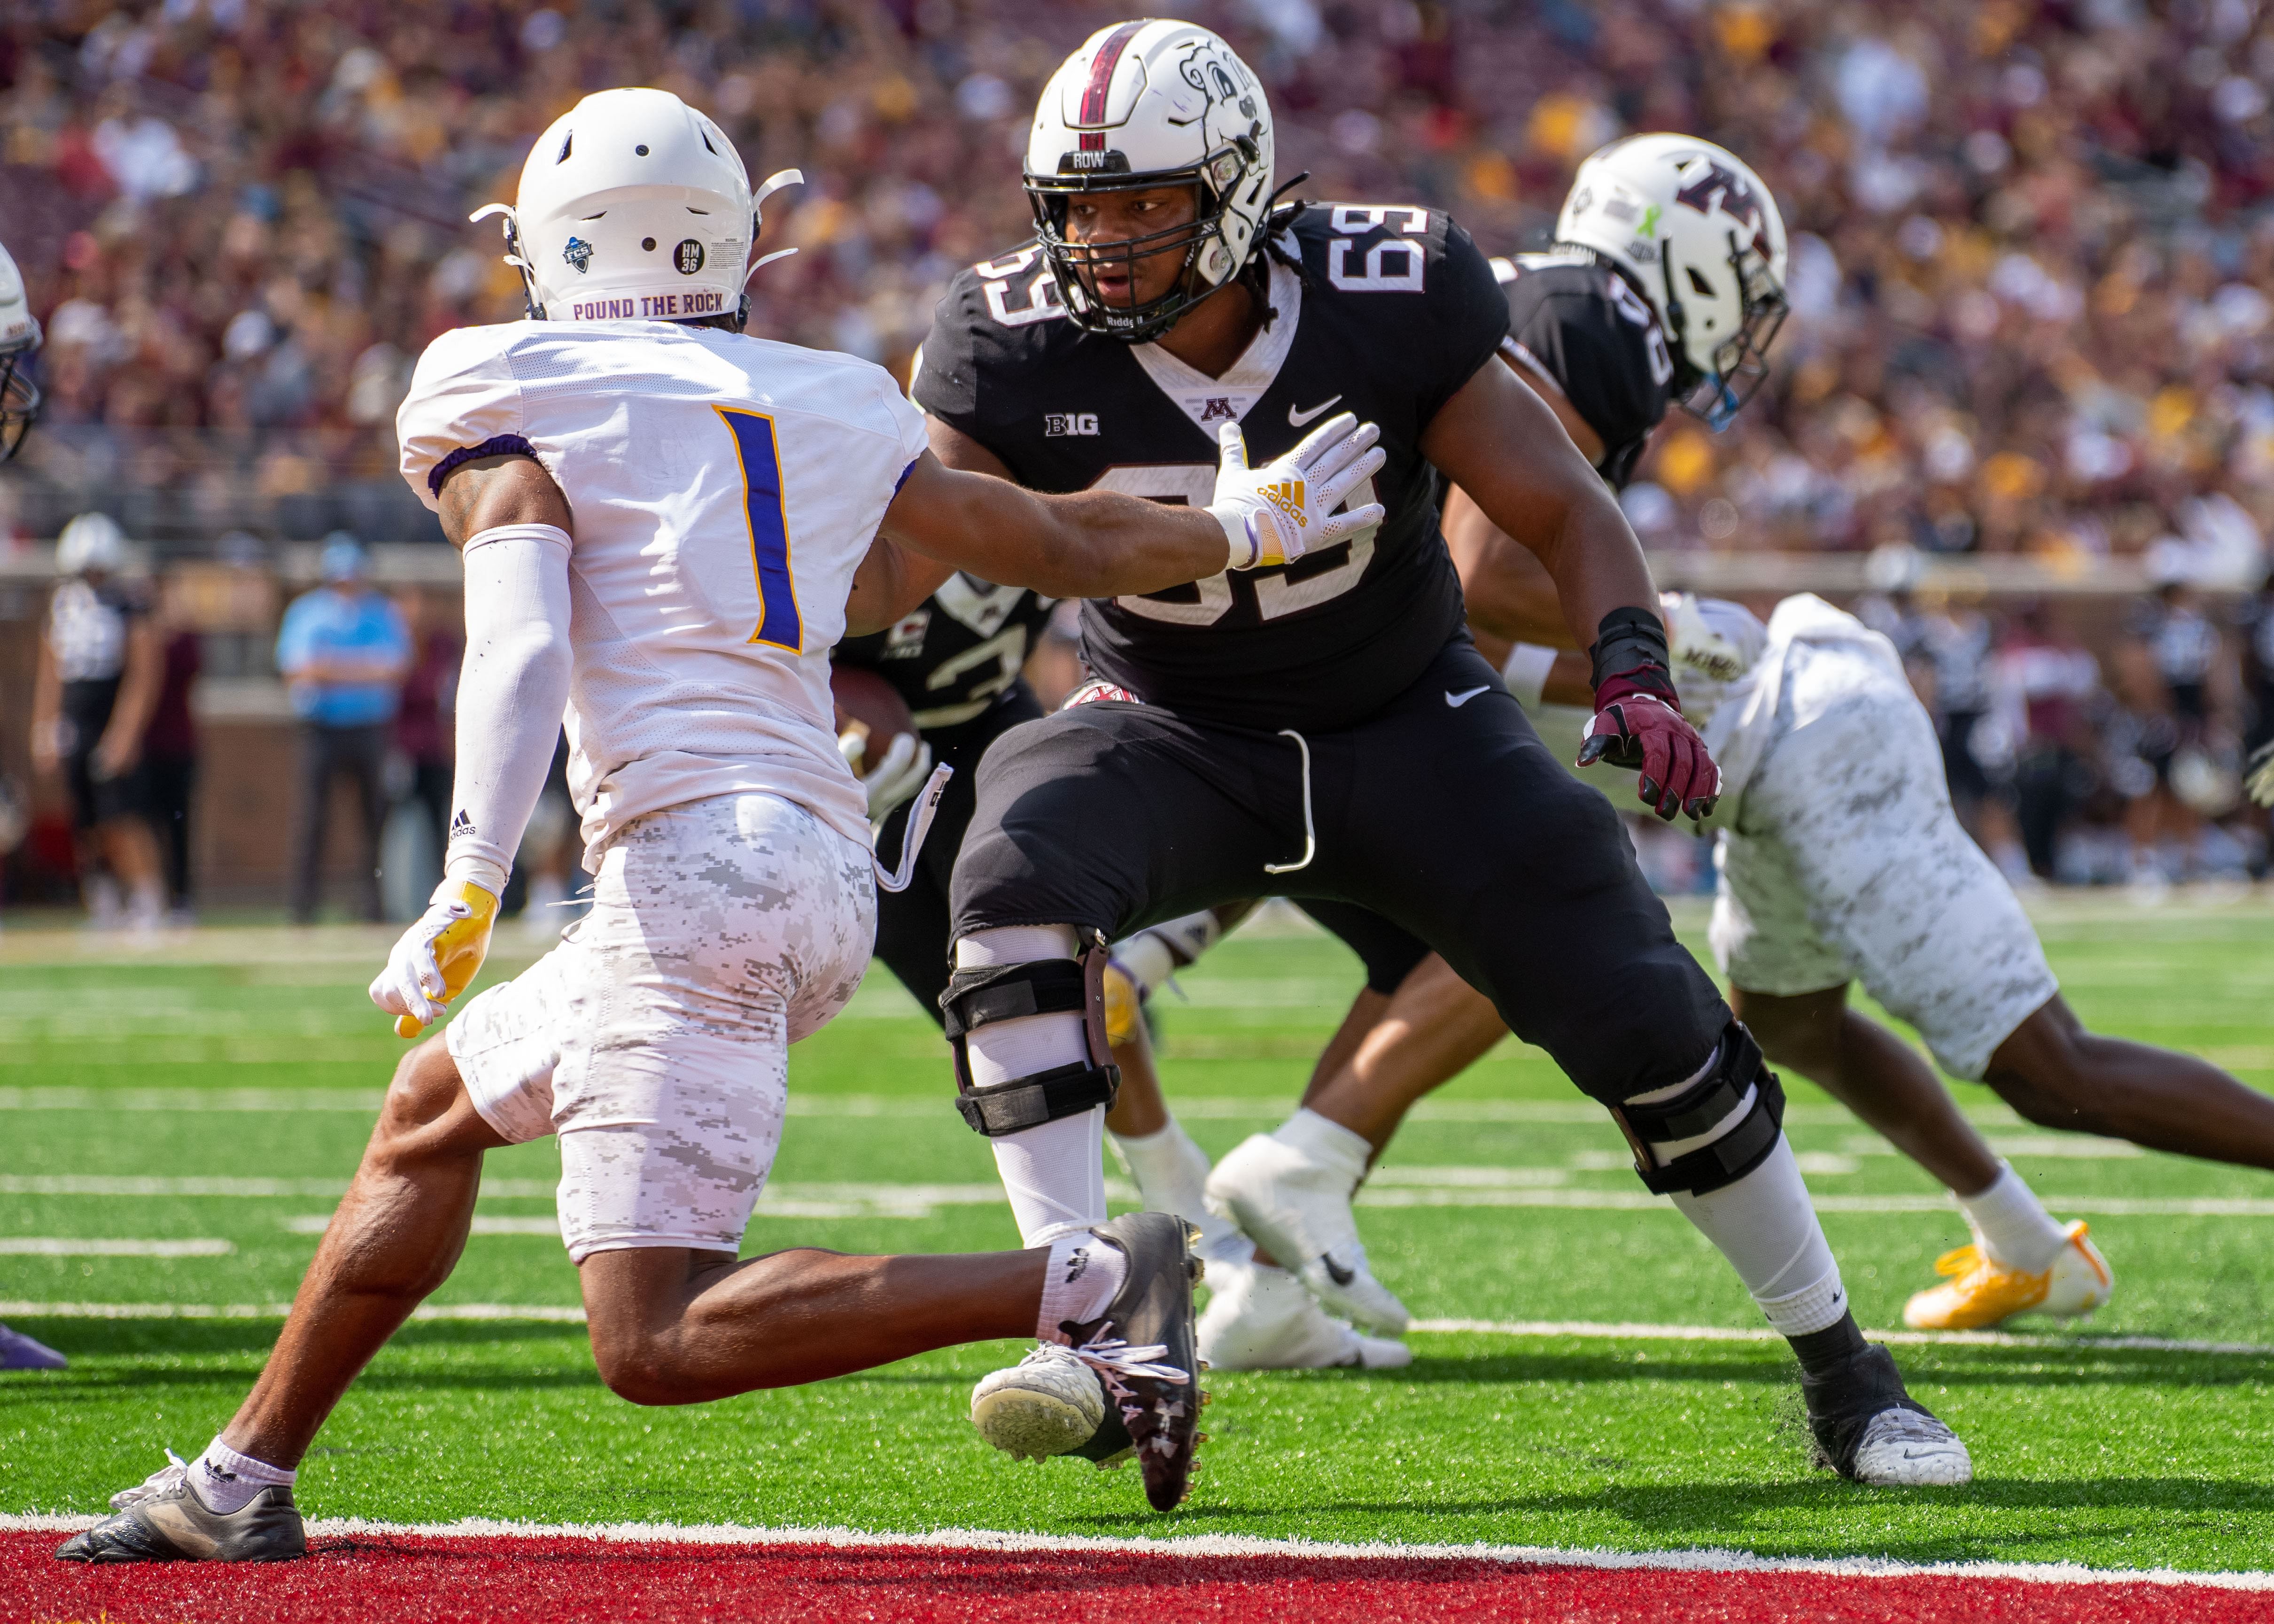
top-left (1659, 591), bottom-right (1750, 681)
top-left (369, 875), bottom-right (502, 1039)
top-left (1206, 412), bottom-right (1387, 571)
top-left (848, 729), bottom-right (935, 824)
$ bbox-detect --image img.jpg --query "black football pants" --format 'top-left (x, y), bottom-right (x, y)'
top-left (948, 637), bottom-right (1729, 1103)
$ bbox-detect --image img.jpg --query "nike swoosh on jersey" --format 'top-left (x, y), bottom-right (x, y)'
top-left (1444, 685), bottom-right (1492, 707)
top-left (1287, 394), bottom-right (1344, 428)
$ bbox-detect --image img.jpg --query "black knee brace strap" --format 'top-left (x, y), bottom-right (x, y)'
top-left (943, 931), bottom-right (1121, 1137)
top-left (1607, 1023), bottom-right (1785, 1196)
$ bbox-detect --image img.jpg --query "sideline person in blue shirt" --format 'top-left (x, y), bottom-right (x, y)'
top-left (275, 534), bottom-right (411, 922)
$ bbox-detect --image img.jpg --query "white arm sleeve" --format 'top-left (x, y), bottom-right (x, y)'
top-left (443, 522), bottom-right (574, 892)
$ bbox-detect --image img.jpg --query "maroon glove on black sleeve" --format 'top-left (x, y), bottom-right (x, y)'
top-left (1576, 607), bottom-right (1722, 823)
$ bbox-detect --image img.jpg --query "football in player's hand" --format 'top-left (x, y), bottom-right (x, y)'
top-left (830, 663), bottom-right (916, 776)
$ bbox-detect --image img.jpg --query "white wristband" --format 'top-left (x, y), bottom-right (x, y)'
top-left (1501, 642), bottom-right (1558, 712)
top-left (440, 856), bottom-right (509, 898)
top-left (1206, 503), bottom-right (1257, 572)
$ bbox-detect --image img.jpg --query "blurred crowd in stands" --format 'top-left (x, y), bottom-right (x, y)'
top-left (7, 0), bottom-right (2274, 890)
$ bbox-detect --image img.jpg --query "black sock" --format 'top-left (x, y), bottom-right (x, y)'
top-left (1787, 1312), bottom-right (1868, 1375)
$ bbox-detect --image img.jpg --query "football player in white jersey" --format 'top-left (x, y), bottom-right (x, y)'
top-left (57, 88), bottom-right (1390, 1562)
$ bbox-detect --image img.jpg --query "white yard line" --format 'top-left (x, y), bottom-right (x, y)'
top-left (0, 1238), bottom-right (231, 1256)
top-left (7, 1300), bottom-right (2271, 1360)
top-left (0, 1512), bottom-right (2266, 1590)
top-left (14, 1167), bottom-right (2274, 1219)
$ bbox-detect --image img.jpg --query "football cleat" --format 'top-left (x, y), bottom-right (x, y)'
top-left (1801, 1344), bottom-right (1972, 1487)
top-left (55, 1451), bottom-right (305, 1563)
top-left (0, 1322), bottom-right (67, 1370)
top-left (1197, 1258), bottom-right (1413, 1371)
top-left (1205, 1132), bottom-right (1409, 1335)
top-left (1902, 1221), bottom-right (2112, 1331)
top-left (970, 1212), bottom-right (1204, 1511)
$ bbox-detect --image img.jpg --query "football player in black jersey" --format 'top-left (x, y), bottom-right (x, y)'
top-left (910, 23), bottom-right (1967, 1491)
top-left (833, 578), bottom-right (1058, 1018)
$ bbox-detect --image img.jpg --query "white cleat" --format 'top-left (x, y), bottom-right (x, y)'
top-left (1197, 1258), bottom-right (1413, 1371)
top-left (970, 1344), bottom-right (1107, 1463)
top-left (1206, 1132), bottom-right (1410, 1335)
top-left (1847, 1407), bottom-right (1974, 1487)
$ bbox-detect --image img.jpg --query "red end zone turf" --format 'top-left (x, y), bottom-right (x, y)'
top-left (8, 1531), bottom-right (2268, 1624)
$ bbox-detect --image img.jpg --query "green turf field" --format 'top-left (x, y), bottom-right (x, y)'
top-left (6, 897), bottom-right (2274, 1568)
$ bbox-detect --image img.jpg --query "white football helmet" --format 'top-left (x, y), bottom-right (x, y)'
top-left (1558, 135), bottom-right (1788, 428)
top-left (472, 88), bottom-right (800, 330)
top-left (1024, 20), bottom-right (1276, 341)
top-left (0, 239), bottom-right (42, 460)
top-left (57, 511), bottom-right (130, 576)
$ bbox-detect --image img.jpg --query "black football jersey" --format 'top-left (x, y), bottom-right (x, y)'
top-left (1494, 249), bottom-right (1675, 491)
top-left (834, 574), bottom-right (1056, 733)
top-left (915, 203), bottom-right (1508, 734)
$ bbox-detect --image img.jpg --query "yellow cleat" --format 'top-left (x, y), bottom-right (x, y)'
top-left (1901, 1220), bottom-right (2112, 1331)
top-left (1102, 957), bottom-right (1142, 1049)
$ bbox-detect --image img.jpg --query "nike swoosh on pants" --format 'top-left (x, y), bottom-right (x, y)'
top-left (1288, 395), bottom-right (1344, 428)
top-left (1444, 685), bottom-right (1491, 708)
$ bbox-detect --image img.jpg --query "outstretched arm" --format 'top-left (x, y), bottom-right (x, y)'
top-left (869, 449), bottom-right (1230, 611)
top-left (847, 413), bottom-right (1385, 634)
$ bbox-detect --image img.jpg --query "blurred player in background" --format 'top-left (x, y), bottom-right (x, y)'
top-left (916, 27), bottom-right (1967, 1490)
top-left (30, 511), bottom-right (166, 935)
top-left (57, 87), bottom-right (1378, 1560)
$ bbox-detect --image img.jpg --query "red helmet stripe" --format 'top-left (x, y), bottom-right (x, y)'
top-left (1079, 21), bottom-right (1148, 127)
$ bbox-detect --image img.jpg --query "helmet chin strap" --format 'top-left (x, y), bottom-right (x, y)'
top-left (470, 203), bottom-right (544, 320)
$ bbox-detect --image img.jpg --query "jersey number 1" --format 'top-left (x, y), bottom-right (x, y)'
top-left (716, 406), bottom-right (803, 651)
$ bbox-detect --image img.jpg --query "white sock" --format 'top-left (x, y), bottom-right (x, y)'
top-left (1113, 932), bottom-right (1180, 999)
top-left (1671, 1135), bottom-right (1850, 1337)
top-left (1957, 1161), bottom-right (2067, 1272)
top-left (1110, 1118), bottom-right (1210, 1222)
top-left (1038, 1230), bottom-right (1127, 1342)
top-left (959, 926), bottom-right (1107, 1246)
top-left (193, 1436), bottom-right (294, 1514)
top-left (1273, 1107), bottom-right (1372, 1185)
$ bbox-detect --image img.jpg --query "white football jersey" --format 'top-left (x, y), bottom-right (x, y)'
top-left (398, 318), bottom-right (928, 867)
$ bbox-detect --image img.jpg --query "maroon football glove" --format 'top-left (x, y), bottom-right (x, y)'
top-left (1577, 606), bottom-right (1722, 822)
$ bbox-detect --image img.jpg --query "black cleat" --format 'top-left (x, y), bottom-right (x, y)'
top-left (1802, 1343), bottom-right (1972, 1486)
top-left (55, 1453), bottom-right (305, 1563)
top-left (969, 1211), bottom-right (1205, 1510)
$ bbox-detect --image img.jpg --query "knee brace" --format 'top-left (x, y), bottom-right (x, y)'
top-left (1607, 1022), bottom-right (1785, 1197)
top-left (942, 928), bottom-right (1121, 1137)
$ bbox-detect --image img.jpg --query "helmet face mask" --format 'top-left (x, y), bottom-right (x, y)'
top-left (1023, 22), bottom-right (1276, 345)
top-left (1666, 230), bottom-right (1788, 428)
top-left (0, 240), bottom-right (41, 462)
top-left (1027, 137), bottom-right (1262, 340)
top-left (0, 348), bottom-right (38, 463)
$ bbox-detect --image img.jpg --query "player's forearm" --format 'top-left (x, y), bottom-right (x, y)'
top-left (1018, 487), bottom-right (1231, 599)
top-left (1533, 495), bottom-right (1661, 658)
top-left (447, 526), bottom-right (574, 889)
top-left (885, 457), bottom-right (1229, 599)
